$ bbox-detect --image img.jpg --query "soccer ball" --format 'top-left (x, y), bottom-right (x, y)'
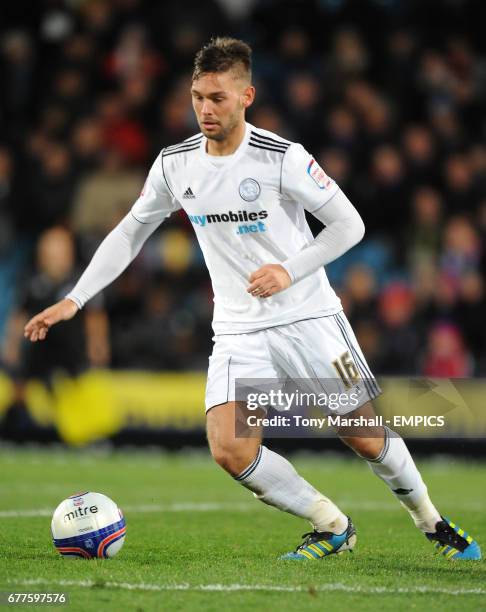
top-left (51, 492), bottom-right (126, 559)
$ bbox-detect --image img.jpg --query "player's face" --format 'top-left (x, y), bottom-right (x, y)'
top-left (191, 71), bottom-right (254, 142)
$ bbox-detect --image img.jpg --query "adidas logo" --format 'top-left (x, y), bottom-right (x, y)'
top-left (183, 187), bottom-right (196, 199)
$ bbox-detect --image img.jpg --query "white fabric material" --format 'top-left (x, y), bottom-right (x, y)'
top-left (66, 123), bottom-right (362, 333)
top-left (282, 190), bottom-right (365, 284)
top-left (66, 213), bottom-right (163, 309)
top-left (406, 493), bottom-right (442, 533)
top-left (367, 430), bottom-right (441, 532)
top-left (239, 445), bottom-right (347, 533)
top-left (204, 151), bottom-right (236, 167)
top-left (205, 313), bottom-right (380, 412)
top-left (132, 122), bottom-right (343, 335)
top-left (66, 150), bottom-right (182, 308)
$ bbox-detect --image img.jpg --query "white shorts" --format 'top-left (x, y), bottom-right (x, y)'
top-left (205, 311), bottom-right (381, 415)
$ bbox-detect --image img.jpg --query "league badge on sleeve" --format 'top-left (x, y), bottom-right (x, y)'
top-left (307, 159), bottom-right (333, 190)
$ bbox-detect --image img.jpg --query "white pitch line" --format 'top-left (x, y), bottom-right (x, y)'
top-left (0, 502), bottom-right (255, 518)
top-left (0, 508), bottom-right (53, 518)
top-left (7, 578), bottom-right (486, 597)
top-left (1, 499), bottom-right (485, 518)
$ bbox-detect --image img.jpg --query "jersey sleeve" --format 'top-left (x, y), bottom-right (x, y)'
top-left (131, 151), bottom-right (181, 224)
top-left (281, 143), bottom-right (340, 212)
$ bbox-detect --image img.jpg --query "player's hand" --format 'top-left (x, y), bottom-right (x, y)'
top-left (247, 264), bottom-right (292, 298)
top-left (23, 299), bottom-right (79, 342)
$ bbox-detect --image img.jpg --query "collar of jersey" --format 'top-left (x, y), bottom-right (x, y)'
top-left (198, 122), bottom-right (252, 171)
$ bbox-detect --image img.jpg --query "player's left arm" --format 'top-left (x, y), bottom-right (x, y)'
top-left (282, 190), bottom-right (364, 283)
top-left (247, 145), bottom-right (364, 298)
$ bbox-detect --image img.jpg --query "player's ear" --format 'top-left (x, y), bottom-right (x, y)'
top-left (242, 85), bottom-right (255, 108)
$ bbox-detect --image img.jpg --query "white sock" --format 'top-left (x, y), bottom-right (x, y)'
top-left (367, 428), bottom-right (441, 532)
top-left (236, 445), bottom-right (348, 534)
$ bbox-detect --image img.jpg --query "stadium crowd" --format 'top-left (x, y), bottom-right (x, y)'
top-left (1, 0), bottom-right (486, 385)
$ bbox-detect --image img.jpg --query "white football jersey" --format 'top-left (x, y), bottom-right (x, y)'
top-left (132, 122), bottom-right (342, 335)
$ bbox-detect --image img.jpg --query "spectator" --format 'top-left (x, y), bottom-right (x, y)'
top-left (284, 72), bottom-right (323, 149)
top-left (0, 30), bottom-right (36, 138)
top-left (422, 323), bottom-right (473, 377)
top-left (71, 116), bottom-right (104, 174)
top-left (402, 125), bottom-right (438, 186)
top-left (440, 216), bottom-right (481, 290)
top-left (342, 264), bottom-right (378, 327)
top-left (27, 142), bottom-right (75, 232)
top-left (1, 226), bottom-right (109, 434)
top-left (70, 149), bottom-right (143, 248)
top-left (325, 106), bottom-right (360, 159)
top-left (378, 282), bottom-right (420, 375)
top-left (454, 271), bottom-right (486, 374)
top-left (364, 145), bottom-right (408, 233)
top-left (97, 93), bottom-right (148, 164)
top-left (405, 186), bottom-right (443, 271)
top-left (0, 147), bottom-right (15, 254)
top-left (442, 153), bottom-right (477, 213)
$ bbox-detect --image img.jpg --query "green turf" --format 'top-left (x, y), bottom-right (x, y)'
top-left (0, 446), bottom-right (485, 611)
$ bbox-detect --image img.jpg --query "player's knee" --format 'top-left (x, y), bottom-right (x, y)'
top-left (210, 443), bottom-right (257, 477)
top-left (341, 435), bottom-right (385, 460)
top-left (210, 448), bottom-right (235, 474)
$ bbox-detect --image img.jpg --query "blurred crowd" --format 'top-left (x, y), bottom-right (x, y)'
top-left (1, 0), bottom-right (486, 384)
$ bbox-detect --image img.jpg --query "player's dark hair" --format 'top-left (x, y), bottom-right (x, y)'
top-left (193, 37), bottom-right (252, 82)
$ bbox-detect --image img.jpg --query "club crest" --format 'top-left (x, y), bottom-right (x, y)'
top-left (239, 178), bottom-right (261, 202)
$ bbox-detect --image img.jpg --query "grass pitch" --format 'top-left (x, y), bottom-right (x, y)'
top-left (0, 446), bottom-right (485, 611)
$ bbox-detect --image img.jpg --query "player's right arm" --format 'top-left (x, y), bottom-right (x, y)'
top-left (24, 152), bottom-right (180, 342)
